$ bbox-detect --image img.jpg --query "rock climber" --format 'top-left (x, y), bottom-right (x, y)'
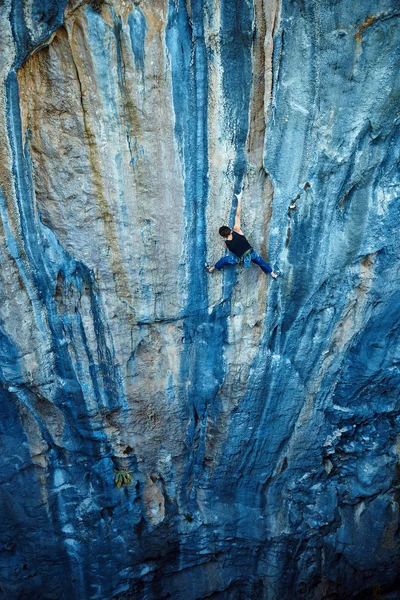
top-left (205, 190), bottom-right (279, 278)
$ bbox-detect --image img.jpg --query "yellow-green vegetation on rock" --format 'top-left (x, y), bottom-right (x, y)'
top-left (114, 469), bottom-right (133, 489)
top-left (372, 583), bottom-right (383, 600)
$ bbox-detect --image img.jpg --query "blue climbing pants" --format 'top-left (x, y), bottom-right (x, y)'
top-left (214, 250), bottom-right (272, 274)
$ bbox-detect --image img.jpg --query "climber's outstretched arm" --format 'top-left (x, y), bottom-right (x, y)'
top-left (233, 191), bottom-right (244, 235)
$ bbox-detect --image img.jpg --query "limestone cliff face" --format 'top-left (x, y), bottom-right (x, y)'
top-left (0, 1), bottom-right (399, 598)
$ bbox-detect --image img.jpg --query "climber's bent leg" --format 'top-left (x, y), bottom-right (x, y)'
top-left (250, 250), bottom-right (273, 274)
top-left (214, 255), bottom-right (240, 270)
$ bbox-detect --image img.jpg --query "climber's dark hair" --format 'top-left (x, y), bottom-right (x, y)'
top-left (219, 226), bottom-right (231, 238)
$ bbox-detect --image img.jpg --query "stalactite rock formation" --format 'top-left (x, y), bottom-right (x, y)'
top-left (0, 0), bottom-right (399, 598)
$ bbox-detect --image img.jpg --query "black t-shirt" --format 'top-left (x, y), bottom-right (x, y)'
top-left (225, 231), bottom-right (252, 257)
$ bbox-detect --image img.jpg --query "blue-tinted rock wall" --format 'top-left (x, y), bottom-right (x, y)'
top-left (0, 0), bottom-right (399, 598)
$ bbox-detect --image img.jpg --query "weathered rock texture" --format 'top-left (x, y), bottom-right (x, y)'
top-left (0, 0), bottom-right (399, 598)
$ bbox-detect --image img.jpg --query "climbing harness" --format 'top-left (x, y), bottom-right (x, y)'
top-left (239, 248), bottom-right (252, 268)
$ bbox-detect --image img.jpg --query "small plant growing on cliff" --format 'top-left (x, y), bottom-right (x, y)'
top-left (372, 584), bottom-right (383, 600)
top-left (89, 0), bottom-right (105, 13)
top-left (114, 468), bottom-right (132, 489)
top-left (184, 513), bottom-right (193, 523)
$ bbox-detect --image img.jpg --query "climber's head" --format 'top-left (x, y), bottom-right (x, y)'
top-left (219, 226), bottom-right (231, 238)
